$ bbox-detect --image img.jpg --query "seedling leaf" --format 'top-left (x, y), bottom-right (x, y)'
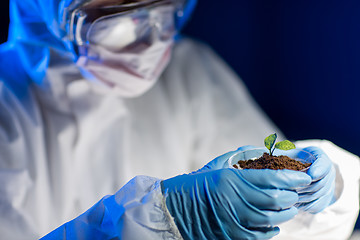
top-left (264, 133), bottom-right (277, 151)
top-left (275, 140), bottom-right (296, 150)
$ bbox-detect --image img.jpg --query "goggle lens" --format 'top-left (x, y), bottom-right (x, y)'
top-left (68, 0), bottom-right (186, 51)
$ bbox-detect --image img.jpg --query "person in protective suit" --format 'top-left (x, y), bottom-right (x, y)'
top-left (0, 0), bottom-right (359, 239)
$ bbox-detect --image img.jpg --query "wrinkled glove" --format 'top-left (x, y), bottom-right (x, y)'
top-left (161, 148), bottom-right (311, 240)
top-left (296, 146), bottom-right (336, 213)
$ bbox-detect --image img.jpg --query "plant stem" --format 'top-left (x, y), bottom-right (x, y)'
top-left (270, 148), bottom-right (274, 156)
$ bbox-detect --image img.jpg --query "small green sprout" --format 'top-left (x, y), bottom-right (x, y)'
top-left (264, 133), bottom-right (296, 156)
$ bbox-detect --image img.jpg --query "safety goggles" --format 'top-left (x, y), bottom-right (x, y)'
top-left (64, 0), bottom-right (188, 52)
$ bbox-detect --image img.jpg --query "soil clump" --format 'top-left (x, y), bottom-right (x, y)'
top-left (233, 153), bottom-right (311, 171)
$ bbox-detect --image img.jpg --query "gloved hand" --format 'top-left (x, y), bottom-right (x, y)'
top-left (296, 146), bottom-right (336, 214)
top-left (161, 149), bottom-right (312, 240)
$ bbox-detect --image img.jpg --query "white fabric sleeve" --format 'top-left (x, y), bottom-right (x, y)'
top-left (274, 140), bottom-right (360, 240)
top-left (40, 176), bottom-right (183, 240)
top-left (0, 80), bottom-right (46, 240)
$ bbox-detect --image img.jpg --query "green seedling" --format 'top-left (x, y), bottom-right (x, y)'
top-left (264, 133), bottom-right (296, 156)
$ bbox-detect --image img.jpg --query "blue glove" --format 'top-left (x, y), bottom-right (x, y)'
top-left (162, 149), bottom-right (311, 240)
top-left (296, 146), bottom-right (336, 214)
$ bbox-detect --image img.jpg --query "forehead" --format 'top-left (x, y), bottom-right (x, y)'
top-left (77, 0), bottom-right (172, 25)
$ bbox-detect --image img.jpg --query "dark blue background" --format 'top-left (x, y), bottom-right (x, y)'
top-left (183, 0), bottom-right (360, 157)
top-left (1, 0), bottom-right (360, 229)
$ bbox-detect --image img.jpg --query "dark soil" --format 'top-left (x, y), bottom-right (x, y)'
top-left (233, 153), bottom-right (311, 171)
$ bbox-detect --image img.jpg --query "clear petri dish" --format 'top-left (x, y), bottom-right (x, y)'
top-left (227, 148), bottom-right (315, 172)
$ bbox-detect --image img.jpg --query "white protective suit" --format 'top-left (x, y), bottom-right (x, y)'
top-left (0, 0), bottom-right (359, 239)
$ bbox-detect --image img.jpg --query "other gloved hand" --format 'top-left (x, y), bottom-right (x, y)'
top-left (296, 146), bottom-right (336, 214)
top-left (161, 151), bottom-right (311, 240)
top-left (201, 145), bottom-right (336, 214)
